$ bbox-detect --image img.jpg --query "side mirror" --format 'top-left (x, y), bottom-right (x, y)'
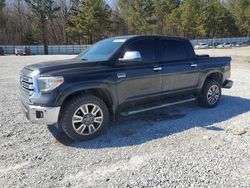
top-left (119, 51), bottom-right (142, 63)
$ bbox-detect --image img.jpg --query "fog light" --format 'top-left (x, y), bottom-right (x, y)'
top-left (36, 111), bottom-right (44, 118)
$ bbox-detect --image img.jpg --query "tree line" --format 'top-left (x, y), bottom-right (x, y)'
top-left (0, 0), bottom-right (249, 54)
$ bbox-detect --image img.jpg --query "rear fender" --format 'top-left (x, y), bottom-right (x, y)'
top-left (198, 70), bottom-right (224, 89)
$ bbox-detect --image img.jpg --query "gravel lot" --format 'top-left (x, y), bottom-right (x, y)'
top-left (0, 48), bottom-right (250, 187)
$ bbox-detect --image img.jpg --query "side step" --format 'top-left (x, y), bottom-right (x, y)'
top-left (120, 98), bottom-right (196, 116)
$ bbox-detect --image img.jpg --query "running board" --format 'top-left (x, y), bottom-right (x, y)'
top-left (121, 98), bottom-right (196, 116)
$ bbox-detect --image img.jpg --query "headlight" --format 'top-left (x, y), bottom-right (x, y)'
top-left (38, 76), bottom-right (64, 92)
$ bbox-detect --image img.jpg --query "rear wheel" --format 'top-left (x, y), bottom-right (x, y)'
top-left (198, 79), bottom-right (221, 108)
top-left (59, 94), bottom-right (109, 141)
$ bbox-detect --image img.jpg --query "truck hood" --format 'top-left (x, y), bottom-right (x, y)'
top-left (25, 58), bottom-right (106, 75)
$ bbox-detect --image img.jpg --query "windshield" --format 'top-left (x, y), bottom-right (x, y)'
top-left (77, 38), bottom-right (126, 61)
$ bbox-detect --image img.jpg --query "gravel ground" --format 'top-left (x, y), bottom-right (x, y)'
top-left (0, 49), bottom-right (250, 187)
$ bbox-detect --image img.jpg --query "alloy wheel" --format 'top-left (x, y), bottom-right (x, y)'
top-left (72, 103), bottom-right (103, 135)
top-left (207, 85), bottom-right (220, 105)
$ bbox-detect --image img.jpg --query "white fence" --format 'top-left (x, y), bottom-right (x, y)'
top-left (0, 37), bottom-right (249, 55)
top-left (0, 45), bottom-right (90, 55)
top-left (191, 37), bottom-right (249, 46)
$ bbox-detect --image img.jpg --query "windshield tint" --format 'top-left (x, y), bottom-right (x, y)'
top-left (77, 38), bottom-right (126, 61)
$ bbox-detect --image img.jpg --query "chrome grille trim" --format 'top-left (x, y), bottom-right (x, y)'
top-left (21, 81), bottom-right (34, 90)
top-left (21, 86), bottom-right (34, 95)
top-left (20, 74), bottom-right (33, 83)
top-left (20, 68), bottom-right (40, 105)
top-left (20, 68), bottom-right (35, 98)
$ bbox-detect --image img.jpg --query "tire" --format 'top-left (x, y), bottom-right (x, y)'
top-left (59, 94), bottom-right (109, 141)
top-left (198, 79), bottom-right (221, 108)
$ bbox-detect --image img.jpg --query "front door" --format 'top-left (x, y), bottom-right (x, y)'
top-left (116, 38), bottom-right (162, 105)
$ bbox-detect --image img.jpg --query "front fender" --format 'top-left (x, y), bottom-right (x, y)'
top-left (55, 81), bottom-right (117, 108)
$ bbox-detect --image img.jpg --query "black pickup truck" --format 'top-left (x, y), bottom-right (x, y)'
top-left (20, 35), bottom-right (233, 141)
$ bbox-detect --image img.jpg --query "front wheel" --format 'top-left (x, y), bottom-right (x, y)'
top-left (198, 79), bottom-right (221, 108)
top-left (59, 94), bottom-right (109, 141)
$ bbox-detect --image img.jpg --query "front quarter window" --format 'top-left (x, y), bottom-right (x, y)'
top-left (77, 38), bottom-right (126, 61)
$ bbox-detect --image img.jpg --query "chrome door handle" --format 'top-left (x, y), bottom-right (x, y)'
top-left (153, 67), bottom-right (162, 71)
top-left (117, 72), bottom-right (126, 79)
top-left (190, 64), bottom-right (197, 68)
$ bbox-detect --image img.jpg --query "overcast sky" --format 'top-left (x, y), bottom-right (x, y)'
top-left (106, 0), bottom-right (117, 8)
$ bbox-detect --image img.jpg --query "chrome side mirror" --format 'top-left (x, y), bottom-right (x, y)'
top-left (119, 51), bottom-right (142, 63)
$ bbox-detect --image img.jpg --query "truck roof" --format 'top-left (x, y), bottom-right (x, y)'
top-left (110, 35), bottom-right (189, 41)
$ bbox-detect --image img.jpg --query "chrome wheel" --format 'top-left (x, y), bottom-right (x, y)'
top-left (207, 85), bottom-right (220, 105)
top-left (72, 103), bottom-right (103, 135)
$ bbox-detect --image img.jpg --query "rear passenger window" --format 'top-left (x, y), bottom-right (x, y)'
top-left (161, 40), bottom-right (189, 61)
top-left (126, 39), bottom-right (156, 63)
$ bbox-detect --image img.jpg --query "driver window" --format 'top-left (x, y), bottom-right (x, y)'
top-left (125, 39), bottom-right (156, 63)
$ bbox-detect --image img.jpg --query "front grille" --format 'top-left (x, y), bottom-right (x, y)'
top-left (20, 68), bottom-right (34, 97)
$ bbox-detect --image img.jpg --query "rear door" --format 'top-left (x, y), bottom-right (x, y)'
top-left (116, 38), bottom-right (162, 105)
top-left (160, 39), bottom-right (200, 94)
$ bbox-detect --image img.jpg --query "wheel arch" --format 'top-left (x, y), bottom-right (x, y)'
top-left (205, 72), bottom-right (223, 85)
top-left (57, 85), bottom-right (117, 124)
top-left (199, 71), bottom-right (223, 89)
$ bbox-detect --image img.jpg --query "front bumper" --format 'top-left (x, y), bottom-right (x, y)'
top-left (21, 102), bottom-right (60, 125)
top-left (222, 80), bottom-right (233, 89)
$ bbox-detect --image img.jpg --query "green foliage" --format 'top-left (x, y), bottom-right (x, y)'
top-left (153, 0), bottom-right (180, 34)
top-left (22, 31), bottom-right (37, 45)
top-left (117, 0), bottom-right (246, 39)
top-left (118, 0), bottom-right (155, 34)
top-left (25, 0), bottom-right (60, 20)
top-left (197, 0), bottom-right (238, 38)
top-left (180, 0), bottom-right (203, 38)
top-left (166, 6), bottom-right (182, 36)
top-left (67, 0), bottom-right (112, 44)
top-left (1, 0), bottom-right (249, 45)
top-left (110, 8), bottom-right (126, 35)
top-left (0, 0), bottom-right (5, 28)
top-left (25, 0), bottom-right (60, 54)
top-left (228, 0), bottom-right (250, 36)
